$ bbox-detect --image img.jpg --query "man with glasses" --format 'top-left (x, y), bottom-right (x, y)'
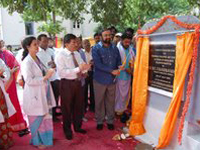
top-left (55, 34), bottom-right (91, 140)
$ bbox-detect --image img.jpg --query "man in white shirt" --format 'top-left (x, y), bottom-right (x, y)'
top-left (36, 34), bottom-right (60, 122)
top-left (82, 39), bottom-right (95, 112)
top-left (55, 34), bottom-right (91, 140)
top-left (83, 39), bottom-right (92, 63)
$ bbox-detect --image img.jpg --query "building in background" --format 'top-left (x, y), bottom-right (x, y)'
top-left (0, 8), bottom-right (98, 49)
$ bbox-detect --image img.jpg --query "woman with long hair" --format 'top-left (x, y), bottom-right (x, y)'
top-left (21, 36), bottom-right (56, 149)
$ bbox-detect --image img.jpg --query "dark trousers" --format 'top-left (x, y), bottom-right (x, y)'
top-left (51, 80), bottom-right (60, 105)
top-left (84, 70), bottom-right (95, 112)
top-left (51, 80), bottom-right (60, 119)
top-left (60, 79), bottom-right (84, 134)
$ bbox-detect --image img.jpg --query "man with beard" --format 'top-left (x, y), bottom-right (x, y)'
top-left (92, 28), bottom-right (121, 130)
top-left (115, 33), bottom-right (135, 116)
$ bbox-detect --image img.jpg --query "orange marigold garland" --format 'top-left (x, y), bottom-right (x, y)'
top-left (137, 15), bottom-right (200, 35)
top-left (178, 26), bottom-right (200, 145)
top-left (137, 15), bottom-right (200, 145)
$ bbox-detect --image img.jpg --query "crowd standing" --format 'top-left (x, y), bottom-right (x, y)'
top-left (0, 26), bottom-right (136, 149)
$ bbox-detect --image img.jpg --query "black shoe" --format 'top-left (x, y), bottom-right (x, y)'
top-left (65, 132), bottom-right (73, 140)
top-left (74, 128), bottom-right (87, 134)
top-left (107, 124), bottom-right (114, 130)
top-left (96, 124), bottom-right (103, 130)
top-left (18, 128), bottom-right (30, 137)
top-left (66, 134), bottom-right (73, 140)
top-left (120, 112), bottom-right (130, 123)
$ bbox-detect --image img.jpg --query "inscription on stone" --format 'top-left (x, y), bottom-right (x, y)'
top-left (148, 45), bottom-right (176, 92)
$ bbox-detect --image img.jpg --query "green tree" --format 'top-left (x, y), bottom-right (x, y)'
top-left (187, 0), bottom-right (200, 7)
top-left (90, 0), bottom-right (192, 31)
top-left (0, 0), bottom-right (88, 37)
top-left (0, 0), bottom-right (196, 34)
top-left (187, 0), bottom-right (200, 17)
top-left (0, 0), bottom-right (88, 21)
top-left (37, 19), bottom-right (65, 38)
top-left (90, 0), bottom-right (126, 27)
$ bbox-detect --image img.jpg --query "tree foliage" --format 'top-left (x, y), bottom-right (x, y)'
top-left (90, 0), bottom-right (192, 31)
top-left (0, 0), bottom-right (197, 34)
top-left (187, 0), bottom-right (200, 17)
top-left (0, 0), bottom-right (88, 36)
top-left (187, 0), bottom-right (200, 7)
top-left (37, 20), bottom-right (65, 38)
top-left (90, 0), bottom-right (126, 27)
top-left (0, 0), bottom-right (88, 21)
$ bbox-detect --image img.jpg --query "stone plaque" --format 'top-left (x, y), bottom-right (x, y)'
top-left (148, 44), bottom-right (176, 92)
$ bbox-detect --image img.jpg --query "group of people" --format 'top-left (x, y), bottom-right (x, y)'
top-left (0, 26), bottom-right (136, 149)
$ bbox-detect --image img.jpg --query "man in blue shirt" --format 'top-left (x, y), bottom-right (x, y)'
top-left (92, 28), bottom-right (122, 130)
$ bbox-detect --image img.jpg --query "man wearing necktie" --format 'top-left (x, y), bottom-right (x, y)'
top-left (55, 34), bottom-right (91, 140)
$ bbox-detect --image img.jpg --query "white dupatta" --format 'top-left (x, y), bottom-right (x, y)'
top-left (117, 42), bottom-right (135, 64)
top-left (0, 59), bottom-right (16, 123)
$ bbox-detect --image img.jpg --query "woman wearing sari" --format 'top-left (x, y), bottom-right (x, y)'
top-left (21, 36), bottom-right (56, 149)
top-left (0, 58), bottom-right (16, 149)
top-left (0, 42), bottom-right (29, 136)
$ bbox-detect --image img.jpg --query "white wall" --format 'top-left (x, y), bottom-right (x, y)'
top-left (82, 13), bottom-right (99, 38)
top-left (0, 8), bottom-right (26, 46)
top-left (55, 13), bottom-right (99, 38)
top-left (33, 13), bottom-right (98, 38)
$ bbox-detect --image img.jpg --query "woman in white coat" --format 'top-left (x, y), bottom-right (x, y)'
top-left (21, 36), bottom-right (56, 149)
top-left (0, 58), bottom-right (16, 149)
